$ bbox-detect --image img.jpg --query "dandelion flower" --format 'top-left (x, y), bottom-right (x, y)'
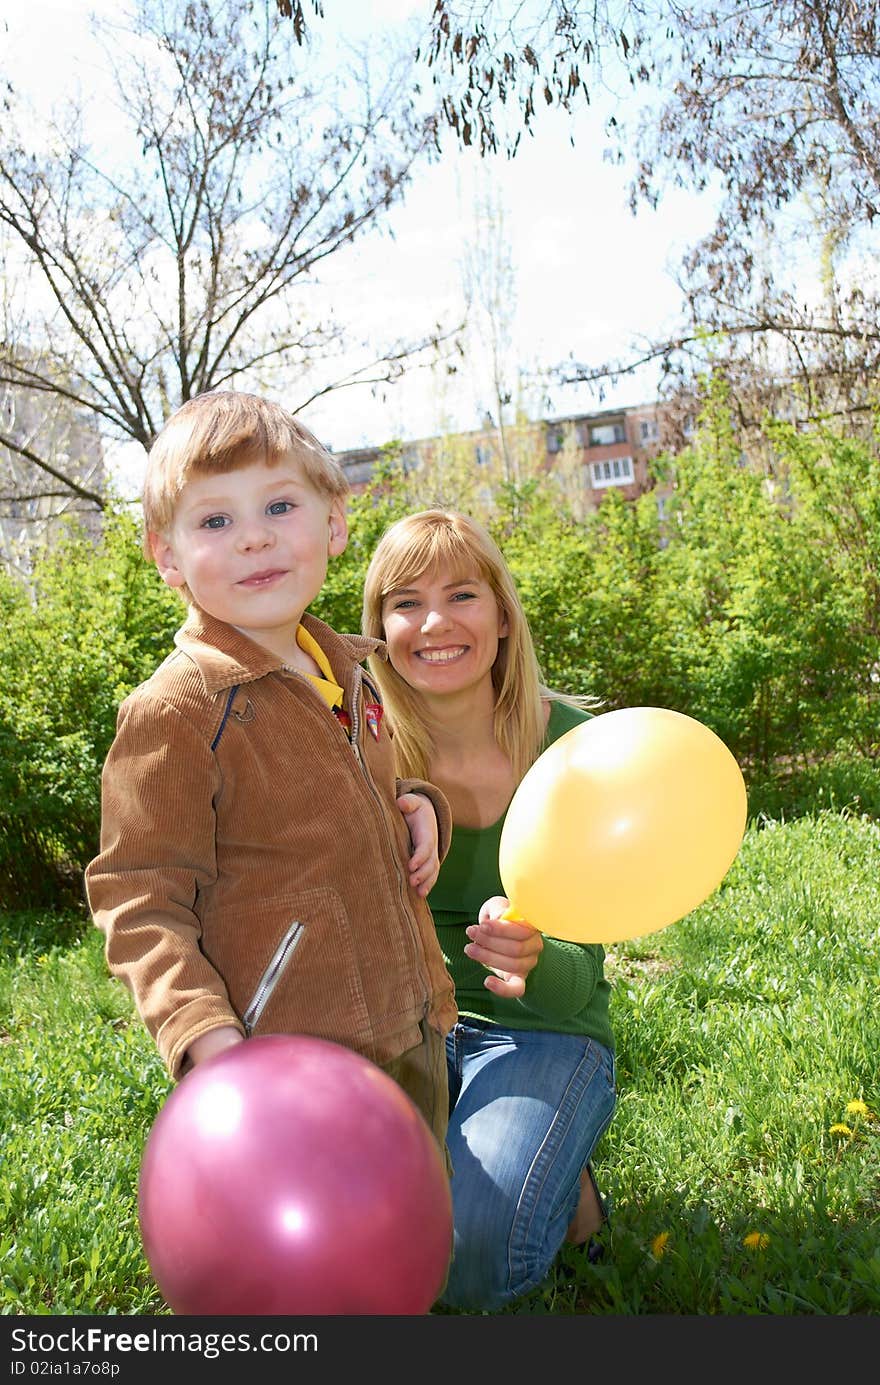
top-left (651, 1231), bottom-right (670, 1258)
top-left (829, 1123), bottom-right (853, 1137)
top-left (845, 1100), bottom-right (868, 1117)
top-left (743, 1232), bottom-right (769, 1251)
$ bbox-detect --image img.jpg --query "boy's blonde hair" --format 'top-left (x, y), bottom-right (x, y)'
top-left (362, 509), bottom-right (595, 784)
top-left (142, 390), bottom-right (348, 553)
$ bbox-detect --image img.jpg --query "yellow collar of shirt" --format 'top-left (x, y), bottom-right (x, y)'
top-left (290, 623), bottom-right (344, 709)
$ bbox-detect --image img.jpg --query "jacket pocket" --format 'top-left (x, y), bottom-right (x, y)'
top-left (242, 920), bottom-right (305, 1035)
top-left (232, 888), bottom-right (375, 1048)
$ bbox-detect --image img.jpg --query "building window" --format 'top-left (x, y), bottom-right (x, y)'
top-left (639, 419), bottom-right (659, 442)
top-left (546, 429), bottom-right (565, 453)
top-left (343, 460), bottom-right (375, 484)
top-left (590, 456), bottom-right (634, 488)
top-left (589, 422), bottom-right (626, 446)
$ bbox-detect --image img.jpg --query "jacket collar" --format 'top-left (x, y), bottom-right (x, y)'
top-left (174, 607), bottom-right (383, 696)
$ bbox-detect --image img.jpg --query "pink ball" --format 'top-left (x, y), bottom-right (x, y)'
top-left (138, 1035), bottom-right (453, 1315)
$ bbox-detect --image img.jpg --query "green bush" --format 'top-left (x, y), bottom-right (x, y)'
top-left (637, 381), bottom-right (880, 767)
top-left (3, 393), bottom-right (880, 910)
top-left (310, 453), bottom-right (411, 635)
top-left (0, 511), bottom-right (181, 909)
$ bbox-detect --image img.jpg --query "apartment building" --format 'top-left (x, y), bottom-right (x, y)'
top-left (0, 383), bottom-right (105, 576)
top-left (333, 399), bottom-right (692, 514)
top-left (544, 402), bottom-right (674, 512)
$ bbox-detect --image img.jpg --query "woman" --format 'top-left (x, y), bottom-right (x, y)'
top-left (362, 509), bottom-right (616, 1312)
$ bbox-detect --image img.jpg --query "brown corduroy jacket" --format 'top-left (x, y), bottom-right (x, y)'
top-left (85, 609), bottom-right (458, 1081)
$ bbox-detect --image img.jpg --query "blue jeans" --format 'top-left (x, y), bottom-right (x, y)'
top-left (441, 1020), bottom-right (616, 1311)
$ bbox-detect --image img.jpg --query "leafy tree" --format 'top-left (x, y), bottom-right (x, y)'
top-left (279, 0), bottom-right (648, 157)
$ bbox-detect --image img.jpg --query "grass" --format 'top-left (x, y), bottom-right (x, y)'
top-left (585, 810), bottom-right (880, 1316)
top-left (1, 806), bottom-right (879, 1316)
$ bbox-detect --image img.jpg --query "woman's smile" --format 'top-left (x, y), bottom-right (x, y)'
top-left (416, 645), bottom-right (468, 662)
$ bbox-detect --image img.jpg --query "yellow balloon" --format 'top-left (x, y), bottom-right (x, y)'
top-left (498, 706), bottom-right (748, 945)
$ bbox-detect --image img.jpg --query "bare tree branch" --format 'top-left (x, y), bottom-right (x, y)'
top-left (558, 1), bottom-right (880, 421)
top-left (0, 0), bottom-right (458, 511)
top-left (0, 428), bottom-right (105, 509)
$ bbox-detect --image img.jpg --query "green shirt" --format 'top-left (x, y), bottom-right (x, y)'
top-left (428, 701), bottom-right (614, 1049)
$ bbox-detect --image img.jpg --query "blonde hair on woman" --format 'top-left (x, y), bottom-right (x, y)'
top-left (362, 509), bottom-right (595, 784)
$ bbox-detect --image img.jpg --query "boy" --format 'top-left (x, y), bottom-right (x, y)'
top-left (85, 391), bottom-right (457, 1145)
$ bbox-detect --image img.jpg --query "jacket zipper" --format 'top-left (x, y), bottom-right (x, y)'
top-left (242, 921), bottom-right (305, 1035)
top-left (347, 665), bottom-right (431, 1013)
top-left (349, 664), bottom-right (364, 764)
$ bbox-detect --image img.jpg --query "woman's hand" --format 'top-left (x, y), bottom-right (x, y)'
top-left (464, 895), bottom-right (543, 999)
top-left (396, 791), bottom-right (440, 896)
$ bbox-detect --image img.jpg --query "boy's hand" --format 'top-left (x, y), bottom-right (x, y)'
top-left (463, 895), bottom-right (544, 999)
top-left (185, 1025), bottom-right (245, 1071)
top-left (396, 791), bottom-right (441, 897)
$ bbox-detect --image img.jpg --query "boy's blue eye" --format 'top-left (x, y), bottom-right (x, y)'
top-left (202, 515), bottom-right (228, 530)
top-left (267, 500), bottom-right (294, 516)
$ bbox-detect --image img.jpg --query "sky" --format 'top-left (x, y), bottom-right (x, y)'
top-left (0, 0), bottom-right (716, 487)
